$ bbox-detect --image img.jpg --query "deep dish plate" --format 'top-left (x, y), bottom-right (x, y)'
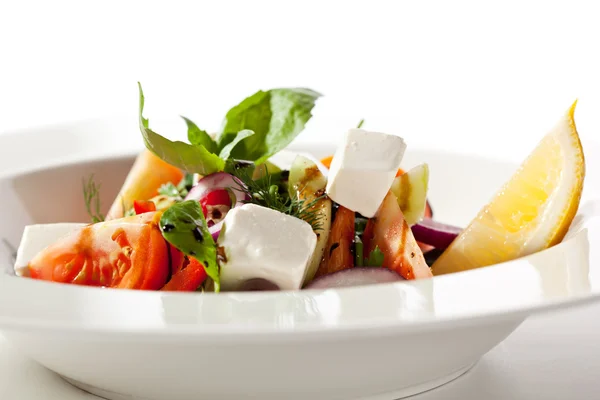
top-left (0, 118), bottom-right (599, 400)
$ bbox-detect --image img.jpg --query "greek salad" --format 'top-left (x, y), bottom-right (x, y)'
top-left (13, 85), bottom-right (585, 292)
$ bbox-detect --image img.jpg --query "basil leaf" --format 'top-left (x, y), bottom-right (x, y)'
top-left (365, 246), bottom-right (385, 267)
top-left (138, 83), bottom-right (225, 175)
top-left (159, 200), bottom-right (220, 292)
top-left (218, 88), bottom-right (322, 164)
top-left (182, 116), bottom-right (218, 154)
top-left (219, 129), bottom-right (255, 160)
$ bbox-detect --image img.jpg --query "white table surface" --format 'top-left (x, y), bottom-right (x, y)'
top-left (2, 1), bottom-right (600, 399)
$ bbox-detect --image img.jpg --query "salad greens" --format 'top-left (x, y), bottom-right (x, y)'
top-left (159, 200), bottom-right (220, 292)
top-left (138, 84), bottom-right (225, 175)
top-left (231, 164), bottom-right (325, 231)
top-left (158, 172), bottom-right (196, 200)
top-left (183, 116), bottom-right (218, 154)
top-left (157, 182), bottom-right (181, 199)
top-left (218, 129), bottom-right (255, 160)
top-left (137, 83), bottom-right (321, 174)
top-left (218, 89), bottom-right (322, 164)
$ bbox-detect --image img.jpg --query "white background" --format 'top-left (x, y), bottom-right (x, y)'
top-left (1, 1), bottom-right (600, 399)
top-left (1, 0), bottom-right (600, 159)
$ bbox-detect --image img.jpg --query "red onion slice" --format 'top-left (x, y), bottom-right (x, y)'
top-left (304, 267), bottom-right (404, 289)
top-left (185, 172), bottom-right (250, 241)
top-left (208, 220), bottom-right (224, 242)
top-left (185, 172), bottom-right (249, 206)
top-left (411, 218), bottom-right (462, 249)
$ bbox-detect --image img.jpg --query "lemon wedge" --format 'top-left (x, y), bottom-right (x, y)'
top-left (432, 101), bottom-right (585, 275)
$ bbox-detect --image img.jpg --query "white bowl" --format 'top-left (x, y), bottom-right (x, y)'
top-left (0, 117), bottom-right (599, 400)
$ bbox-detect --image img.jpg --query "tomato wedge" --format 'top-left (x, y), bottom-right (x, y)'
top-left (134, 200), bottom-right (157, 215)
top-left (169, 244), bottom-right (186, 276)
top-left (161, 258), bottom-right (207, 291)
top-left (366, 191), bottom-right (432, 280)
top-left (314, 206), bottom-right (355, 278)
top-left (28, 212), bottom-right (170, 290)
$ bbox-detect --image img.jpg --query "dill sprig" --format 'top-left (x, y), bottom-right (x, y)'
top-left (82, 174), bottom-right (105, 223)
top-left (230, 163), bottom-right (325, 231)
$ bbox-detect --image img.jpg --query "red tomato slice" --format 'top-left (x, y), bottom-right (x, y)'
top-left (169, 244), bottom-right (186, 276)
top-left (28, 212), bottom-right (170, 290)
top-left (314, 206), bottom-right (355, 278)
top-left (161, 258), bottom-right (207, 291)
top-left (366, 191), bottom-right (433, 280)
top-left (134, 200), bottom-right (157, 214)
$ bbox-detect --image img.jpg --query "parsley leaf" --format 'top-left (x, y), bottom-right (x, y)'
top-left (138, 83), bottom-right (225, 175)
top-left (159, 200), bottom-right (220, 292)
top-left (218, 88), bottom-right (322, 164)
top-left (176, 172), bottom-right (195, 197)
top-left (230, 163), bottom-right (324, 231)
top-left (158, 182), bottom-right (181, 199)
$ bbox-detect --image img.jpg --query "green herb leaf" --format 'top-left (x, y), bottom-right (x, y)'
top-left (218, 88), bottom-right (322, 164)
top-left (182, 116), bottom-right (218, 154)
top-left (138, 83), bottom-right (225, 175)
top-left (230, 164), bottom-right (324, 231)
top-left (177, 172), bottom-right (195, 197)
top-left (159, 200), bottom-right (220, 292)
top-left (158, 182), bottom-right (181, 198)
top-left (159, 173), bottom-right (196, 200)
top-left (218, 129), bottom-right (255, 160)
top-left (356, 119), bottom-right (365, 129)
top-left (365, 246), bottom-right (385, 267)
top-left (82, 174), bottom-right (105, 223)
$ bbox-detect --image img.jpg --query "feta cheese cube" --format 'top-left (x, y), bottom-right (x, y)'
top-left (326, 129), bottom-right (406, 217)
top-left (14, 223), bottom-right (85, 276)
top-left (217, 204), bottom-right (317, 291)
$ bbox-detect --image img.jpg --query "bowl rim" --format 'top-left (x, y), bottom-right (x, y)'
top-left (0, 116), bottom-right (599, 340)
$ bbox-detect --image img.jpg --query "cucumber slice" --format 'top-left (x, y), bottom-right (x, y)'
top-left (289, 155), bottom-right (332, 284)
top-left (390, 163), bottom-right (429, 226)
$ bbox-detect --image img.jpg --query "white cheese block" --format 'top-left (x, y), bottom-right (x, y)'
top-left (14, 223), bottom-right (85, 276)
top-left (325, 128), bottom-right (406, 217)
top-left (217, 204), bottom-right (317, 291)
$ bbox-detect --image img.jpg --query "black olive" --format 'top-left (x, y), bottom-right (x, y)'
top-left (162, 224), bottom-right (175, 233)
top-left (239, 278), bottom-right (280, 291)
top-left (192, 227), bottom-right (204, 242)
